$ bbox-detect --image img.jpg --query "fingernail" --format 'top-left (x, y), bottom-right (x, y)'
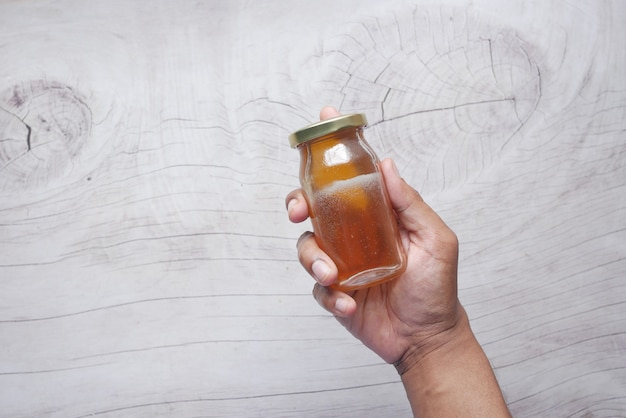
top-left (287, 199), bottom-right (297, 213)
top-left (334, 297), bottom-right (350, 314)
top-left (311, 259), bottom-right (330, 283)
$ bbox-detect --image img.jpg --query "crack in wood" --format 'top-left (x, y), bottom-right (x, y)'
top-left (372, 97), bottom-right (516, 126)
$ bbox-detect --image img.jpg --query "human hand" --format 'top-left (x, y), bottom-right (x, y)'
top-left (286, 106), bottom-right (465, 372)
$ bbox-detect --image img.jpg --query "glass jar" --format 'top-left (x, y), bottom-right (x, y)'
top-left (289, 113), bottom-right (406, 291)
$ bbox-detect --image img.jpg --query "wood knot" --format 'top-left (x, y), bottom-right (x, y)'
top-left (304, 6), bottom-right (543, 194)
top-left (0, 80), bottom-right (92, 190)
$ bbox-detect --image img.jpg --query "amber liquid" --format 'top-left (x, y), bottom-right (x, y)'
top-left (301, 132), bottom-right (406, 291)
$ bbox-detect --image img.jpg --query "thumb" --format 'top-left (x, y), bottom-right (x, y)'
top-left (320, 106), bottom-right (340, 120)
top-left (380, 158), bottom-right (448, 235)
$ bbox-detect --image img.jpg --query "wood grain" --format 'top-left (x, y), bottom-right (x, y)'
top-left (1, 1), bottom-right (624, 416)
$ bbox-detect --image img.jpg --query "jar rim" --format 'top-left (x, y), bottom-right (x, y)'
top-left (288, 113), bottom-right (368, 148)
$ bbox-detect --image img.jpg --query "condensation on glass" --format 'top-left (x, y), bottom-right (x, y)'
top-left (289, 113), bottom-right (407, 291)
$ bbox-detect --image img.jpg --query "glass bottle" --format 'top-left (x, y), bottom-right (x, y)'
top-left (289, 113), bottom-right (406, 291)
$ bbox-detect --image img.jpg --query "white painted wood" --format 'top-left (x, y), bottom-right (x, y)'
top-left (0, 1), bottom-right (624, 416)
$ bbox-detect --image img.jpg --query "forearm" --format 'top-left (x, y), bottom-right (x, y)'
top-left (398, 308), bottom-right (511, 417)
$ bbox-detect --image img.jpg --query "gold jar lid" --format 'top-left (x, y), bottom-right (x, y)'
top-left (288, 113), bottom-right (368, 148)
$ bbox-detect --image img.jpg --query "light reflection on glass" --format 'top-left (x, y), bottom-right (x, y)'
top-left (323, 143), bottom-right (350, 166)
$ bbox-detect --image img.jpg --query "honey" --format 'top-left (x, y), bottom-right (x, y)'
top-left (290, 114), bottom-right (406, 291)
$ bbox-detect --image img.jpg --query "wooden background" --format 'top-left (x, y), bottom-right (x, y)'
top-left (1, 1), bottom-right (624, 416)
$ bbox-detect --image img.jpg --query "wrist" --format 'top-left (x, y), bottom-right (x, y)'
top-left (394, 301), bottom-right (471, 376)
top-left (396, 304), bottom-right (511, 417)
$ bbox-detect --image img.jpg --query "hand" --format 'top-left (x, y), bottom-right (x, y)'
top-left (287, 107), bottom-right (511, 416)
top-left (286, 106), bottom-right (464, 370)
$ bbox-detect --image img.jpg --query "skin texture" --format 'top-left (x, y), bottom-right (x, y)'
top-left (286, 107), bottom-right (511, 417)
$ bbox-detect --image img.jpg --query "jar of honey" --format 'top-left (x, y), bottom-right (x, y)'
top-left (289, 113), bottom-right (407, 291)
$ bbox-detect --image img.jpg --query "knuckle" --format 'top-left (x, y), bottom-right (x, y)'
top-left (312, 284), bottom-right (333, 312)
top-left (296, 231), bottom-right (313, 249)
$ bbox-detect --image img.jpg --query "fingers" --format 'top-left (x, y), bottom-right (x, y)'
top-left (287, 105), bottom-right (358, 318)
top-left (285, 189), bottom-right (309, 223)
top-left (294, 211), bottom-right (356, 317)
top-left (312, 283), bottom-right (357, 317)
top-left (296, 231), bottom-right (338, 286)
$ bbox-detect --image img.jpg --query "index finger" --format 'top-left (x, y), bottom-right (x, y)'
top-left (285, 189), bottom-right (310, 223)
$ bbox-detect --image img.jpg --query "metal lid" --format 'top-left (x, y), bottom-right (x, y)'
top-left (288, 113), bottom-right (367, 148)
